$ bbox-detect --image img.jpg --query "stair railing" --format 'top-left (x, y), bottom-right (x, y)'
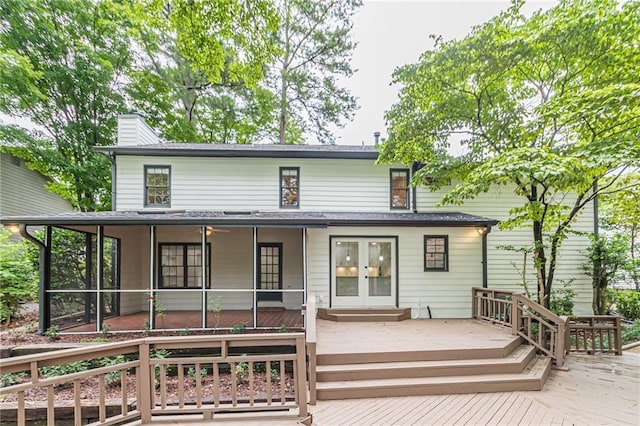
top-left (472, 288), bottom-right (568, 368)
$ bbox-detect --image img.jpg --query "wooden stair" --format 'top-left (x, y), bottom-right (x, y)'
top-left (317, 307), bottom-right (411, 322)
top-left (315, 342), bottom-right (552, 400)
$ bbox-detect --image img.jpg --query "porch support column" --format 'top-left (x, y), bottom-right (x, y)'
top-left (149, 225), bottom-right (156, 329)
top-left (96, 225), bottom-right (104, 332)
top-left (302, 228), bottom-right (308, 327)
top-left (84, 233), bottom-right (93, 325)
top-left (252, 227), bottom-right (257, 328)
top-left (201, 225), bottom-right (207, 328)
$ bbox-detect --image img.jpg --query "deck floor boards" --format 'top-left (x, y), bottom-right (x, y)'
top-left (316, 318), bottom-right (517, 356)
top-left (306, 353), bottom-right (640, 426)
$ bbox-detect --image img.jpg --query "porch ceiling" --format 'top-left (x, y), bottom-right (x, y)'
top-left (1, 210), bottom-right (498, 228)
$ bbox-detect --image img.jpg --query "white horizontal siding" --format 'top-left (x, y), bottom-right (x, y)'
top-left (113, 154), bottom-right (595, 315)
top-left (417, 184), bottom-right (595, 314)
top-left (0, 153), bottom-right (73, 216)
top-left (117, 115), bottom-right (159, 146)
top-left (307, 226), bottom-right (483, 319)
top-left (115, 156), bottom-right (397, 212)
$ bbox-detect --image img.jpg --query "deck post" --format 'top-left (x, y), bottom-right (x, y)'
top-left (305, 293), bottom-right (317, 405)
top-left (511, 294), bottom-right (520, 336)
top-left (556, 316), bottom-right (567, 368)
top-left (139, 342), bottom-right (152, 423)
top-left (614, 315), bottom-right (622, 355)
top-left (296, 335), bottom-right (309, 416)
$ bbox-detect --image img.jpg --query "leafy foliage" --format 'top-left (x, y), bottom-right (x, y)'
top-left (549, 282), bottom-right (576, 316)
top-left (0, 228), bottom-right (37, 324)
top-left (614, 291), bottom-right (640, 320)
top-left (380, 0), bottom-right (640, 308)
top-left (0, 0), bottom-right (135, 211)
top-left (129, 2), bottom-right (277, 144)
top-left (621, 320), bottom-right (640, 345)
top-left (582, 233), bottom-right (630, 314)
top-left (269, 0), bottom-right (361, 144)
top-left (598, 173), bottom-right (640, 289)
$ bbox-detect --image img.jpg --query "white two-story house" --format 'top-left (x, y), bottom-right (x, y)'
top-left (1, 114), bottom-right (596, 333)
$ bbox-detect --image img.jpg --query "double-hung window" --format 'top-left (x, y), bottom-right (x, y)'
top-left (390, 169), bottom-right (409, 209)
top-left (159, 243), bottom-right (210, 288)
top-left (145, 166), bottom-right (171, 207)
top-left (424, 235), bottom-right (448, 271)
top-left (280, 167), bottom-right (299, 208)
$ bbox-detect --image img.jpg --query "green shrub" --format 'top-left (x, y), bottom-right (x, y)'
top-left (40, 361), bottom-right (89, 378)
top-left (550, 283), bottom-right (576, 316)
top-left (1, 372), bottom-right (26, 387)
top-left (0, 229), bottom-right (37, 324)
top-left (621, 320), bottom-right (640, 345)
top-left (231, 322), bottom-right (247, 334)
top-left (616, 290), bottom-right (640, 320)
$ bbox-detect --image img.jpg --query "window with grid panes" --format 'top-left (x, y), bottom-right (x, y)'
top-left (390, 169), bottom-right (409, 209)
top-left (144, 166), bottom-right (171, 207)
top-left (159, 243), bottom-right (210, 288)
top-left (424, 236), bottom-right (448, 271)
top-left (280, 167), bottom-right (299, 208)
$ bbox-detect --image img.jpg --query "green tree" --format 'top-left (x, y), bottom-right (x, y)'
top-left (0, 228), bottom-right (37, 324)
top-left (270, 0), bottom-right (360, 144)
top-left (599, 173), bottom-right (640, 289)
top-left (0, 0), bottom-right (135, 211)
top-left (583, 233), bottom-right (629, 314)
top-left (129, 1), bottom-right (277, 144)
top-left (380, 0), bottom-right (640, 308)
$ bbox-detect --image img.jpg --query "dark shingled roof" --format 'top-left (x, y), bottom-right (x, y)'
top-left (95, 143), bottom-right (380, 160)
top-left (1, 211), bottom-right (498, 228)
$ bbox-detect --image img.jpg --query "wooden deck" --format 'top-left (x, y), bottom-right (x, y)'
top-left (138, 353), bottom-right (640, 425)
top-left (316, 318), bottom-right (518, 356)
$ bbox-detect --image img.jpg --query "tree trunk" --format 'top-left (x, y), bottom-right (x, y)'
top-left (530, 186), bottom-right (548, 307)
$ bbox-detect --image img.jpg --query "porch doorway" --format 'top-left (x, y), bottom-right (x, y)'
top-left (331, 237), bottom-right (397, 307)
top-left (257, 242), bottom-right (283, 302)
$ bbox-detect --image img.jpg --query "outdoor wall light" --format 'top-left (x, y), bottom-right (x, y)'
top-left (6, 224), bottom-right (20, 234)
top-left (199, 226), bottom-right (213, 236)
top-left (477, 226), bottom-right (492, 235)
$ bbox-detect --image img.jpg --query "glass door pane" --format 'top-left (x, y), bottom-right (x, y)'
top-left (368, 242), bottom-right (392, 297)
top-left (335, 241), bottom-right (359, 296)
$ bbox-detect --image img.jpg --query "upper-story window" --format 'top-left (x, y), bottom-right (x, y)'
top-left (145, 166), bottom-right (171, 207)
top-left (280, 167), bottom-right (299, 208)
top-left (390, 169), bottom-right (409, 209)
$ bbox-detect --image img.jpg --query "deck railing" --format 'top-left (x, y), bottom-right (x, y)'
top-left (567, 315), bottom-right (622, 355)
top-left (472, 287), bottom-right (568, 367)
top-left (0, 334), bottom-right (308, 425)
top-left (304, 293), bottom-right (318, 405)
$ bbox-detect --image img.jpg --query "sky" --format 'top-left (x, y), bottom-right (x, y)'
top-left (334, 0), bottom-right (555, 146)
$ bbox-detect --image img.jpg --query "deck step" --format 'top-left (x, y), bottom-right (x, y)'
top-left (317, 335), bottom-right (523, 365)
top-left (317, 308), bottom-right (411, 322)
top-left (316, 355), bottom-right (551, 400)
top-left (316, 344), bottom-right (536, 382)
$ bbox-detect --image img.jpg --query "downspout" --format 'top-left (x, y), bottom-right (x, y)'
top-left (411, 162), bottom-right (418, 213)
top-left (20, 224), bottom-right (50, 335)
top-left (109, 153), bottom-right (117, 211)
top-left (482, 225), bottom-right (492, 288)
top-left (592, 181), bottom-right (599, 235)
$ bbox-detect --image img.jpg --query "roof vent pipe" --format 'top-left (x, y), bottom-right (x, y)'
top-left (373, 132), bottom-right (381, 146)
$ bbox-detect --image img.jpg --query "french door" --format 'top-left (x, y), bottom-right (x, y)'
top-left (331, 238), bottom-right (396, 307)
